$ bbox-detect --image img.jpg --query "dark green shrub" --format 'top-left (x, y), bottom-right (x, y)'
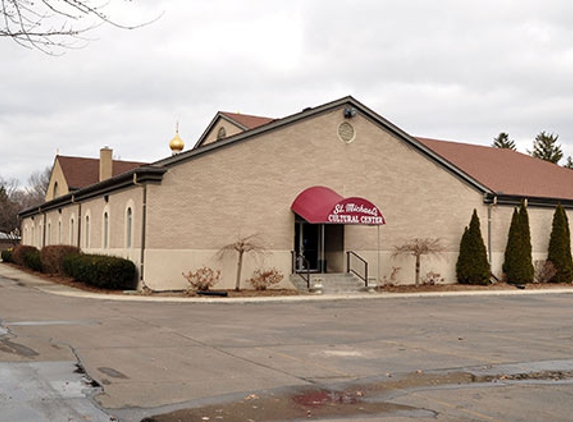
top-left (456, 209), bottom-right (490, 285)
top-left (62, 252), bottom-right (83, 279)
top-left (23, 249), bottom-right (42, 272)
top-left (40, 245), bottom-right (81, 275)
top-left (519, 202), bottom-right (534, 280)
top-left (12, 245), bottom-right (40, 268)
top-left (503, 202), bottom-right (534, 284)
top-left (547, 204), bottom-right (573, 283)
top-left (1, 249), bottom-right (13, 263)
top-left (64, 253), bottom-right (136, 290)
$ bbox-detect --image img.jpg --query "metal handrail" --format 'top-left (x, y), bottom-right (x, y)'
top-left (346, 251), bottom-right (368, 287)
top-left (291, 251), bottom-right (311, 289)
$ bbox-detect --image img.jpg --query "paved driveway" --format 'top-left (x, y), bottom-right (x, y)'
top-left (1, 264), bottom-right (573, 421)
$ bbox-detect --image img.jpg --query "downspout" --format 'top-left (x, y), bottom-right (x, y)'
top-left (77, 202), bottom-right (82, 248)
top-left (133, 173), bottom-right (147, 284)
top-left (487, 195), bottom-right (497, 270)
top-left (42, 208), bottom-right (46, 248)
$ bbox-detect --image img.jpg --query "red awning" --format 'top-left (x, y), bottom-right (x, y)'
top-left (291, 186), bottom-right (385, 225)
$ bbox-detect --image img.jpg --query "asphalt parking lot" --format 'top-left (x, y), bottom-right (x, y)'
top-left (1, 264), bottom-right (573, 421)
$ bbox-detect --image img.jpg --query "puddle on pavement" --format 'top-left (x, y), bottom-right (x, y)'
top-left (0, 338), bottom-right (38, 357)
top-left (98, 366), bottom-right (129, 379)
top-left (141, 363), bottom-right (573, 422)
top-left (141, 388), bottom-right (434, 422)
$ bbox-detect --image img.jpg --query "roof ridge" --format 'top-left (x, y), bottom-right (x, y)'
top-left (219, 111), bottom-right (274, 120)
top-left (58, 155), bottom-right (148, 164)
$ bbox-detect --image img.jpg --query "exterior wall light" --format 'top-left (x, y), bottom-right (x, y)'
top-left (343, 107), bottom-right (357, 118)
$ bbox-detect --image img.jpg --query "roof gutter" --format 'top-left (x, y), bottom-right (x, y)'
top-left (483, 192), bottom-right (573, 209)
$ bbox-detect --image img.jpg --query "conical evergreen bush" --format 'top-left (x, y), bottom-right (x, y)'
top-left (456, 209), bottom-right (490, 285)
top-left (519, 201), bottom-right (534, 282)
top-left (503, 202), bottom-right (534, 284)
top-left (547, 204), bottom-right (573, 283)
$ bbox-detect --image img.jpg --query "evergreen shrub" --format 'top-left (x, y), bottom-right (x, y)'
top-left (63, 253), bottom-right (136, 290)
top-left (12, 245), bottom-right (42, 271)
top-left (456, 209), bottom-right (490, 285)
top-left (62, 252), bottom-right (83, 279)
top-left (1, 249), bottom-right (13, 263)
top-left (547, 204), bottom-right (573, 283)
top-left (503, 202), bottom-right (534, 284)
top-left (40, 245), bottom-right (81, 275)
top-left (24, 249), bottom-right (42, 272)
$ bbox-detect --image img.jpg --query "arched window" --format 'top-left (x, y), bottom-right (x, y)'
top-left (70, 218), bottom-right (75, 245)
top-left (126, 207), bottom-right (133, 248)
top-left (47, 223), bottom-right (51, 245)
top-left (85, 215), bottom-right (90, 248)
top-left (103, 212), bottom-right (109, 249)
top-left (53, 182), bottom-right (59, 198)
top-left (58, 221), bottom-right (62, 244)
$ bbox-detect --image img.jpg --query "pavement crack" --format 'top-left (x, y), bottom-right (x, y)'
top-left (0, 319), bottom-right (39, 357)
top-left (0, 337), bottom-right (39, 357)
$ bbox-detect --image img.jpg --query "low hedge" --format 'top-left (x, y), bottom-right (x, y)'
top-left (24, 250), bottom-right (43, 272)
top-left (40, 245), bottom-right (81, 275)
top-left (62, 253), bottom-right (136, 290)
top-left (12, 245), bottom-right (42, 272)
top-left (62, 252), bottom-right (83, 279)
top-left (1, 249), bottom-right (13, 263)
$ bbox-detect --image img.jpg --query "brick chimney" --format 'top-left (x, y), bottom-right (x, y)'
top-left (99, 147), bottom-right (113, 181)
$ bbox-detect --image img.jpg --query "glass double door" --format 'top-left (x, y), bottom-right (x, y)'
top-left (295, 221), bottom-right (321, 272)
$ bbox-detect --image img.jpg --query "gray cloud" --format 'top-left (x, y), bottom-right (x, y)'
top-left (2, 0), bottom-right (573, 185)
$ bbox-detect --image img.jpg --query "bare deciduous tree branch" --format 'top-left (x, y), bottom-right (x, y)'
top-left (1, 0), bottom-right (161, 54)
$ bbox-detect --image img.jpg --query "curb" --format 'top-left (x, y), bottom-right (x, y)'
top-left (2, 263), bottom-right (573, 304)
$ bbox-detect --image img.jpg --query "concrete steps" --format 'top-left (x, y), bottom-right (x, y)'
top-left (290, 272), bottom-right (375, 294)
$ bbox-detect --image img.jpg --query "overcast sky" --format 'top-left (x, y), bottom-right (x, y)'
top-left (2, 0), bottom-right (573, 185)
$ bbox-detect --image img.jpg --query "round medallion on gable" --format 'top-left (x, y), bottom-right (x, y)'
top-left (338, 121), bottom-right (356, 143)
top-left (217, 126), bottom-right (227, 140)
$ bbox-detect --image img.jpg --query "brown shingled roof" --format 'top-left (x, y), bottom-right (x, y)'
top-left (417, 137), bottom-right (573, 201)
top-left (220, 112), bottom-right (274, 129)
top-left (57, 156), bottom-right (147, 190)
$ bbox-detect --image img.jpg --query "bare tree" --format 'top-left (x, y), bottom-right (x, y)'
top-left (217, 234), bottom-right (266, 291)
top-left (23, 166), bottom-right (51, 207)
top-left (392, 238), bottom-right (446, 286)
top-left (0, 177), bottom-right (21, 241)
top-left (0, 168), bottom-right (50, 243)
top-left (1, 0), bottom-right (159, 53)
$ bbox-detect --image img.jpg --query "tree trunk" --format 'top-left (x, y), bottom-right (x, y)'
top-left (235, 250), bottom-right (244, 291)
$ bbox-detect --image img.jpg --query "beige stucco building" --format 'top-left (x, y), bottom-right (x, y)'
top-left (19, 97), bottom-right (573, 290)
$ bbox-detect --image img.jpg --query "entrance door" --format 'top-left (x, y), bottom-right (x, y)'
top-left (294, 220), bottom-right (320, 272)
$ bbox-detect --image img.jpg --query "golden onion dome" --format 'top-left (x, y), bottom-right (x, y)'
top-left (169, 131), bottom-right (184, 154)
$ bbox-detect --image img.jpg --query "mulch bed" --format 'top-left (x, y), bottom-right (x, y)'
top-left (379, 282), bottom-right (572, 293)
top-left (4, 263), bottom-right (299, 297)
